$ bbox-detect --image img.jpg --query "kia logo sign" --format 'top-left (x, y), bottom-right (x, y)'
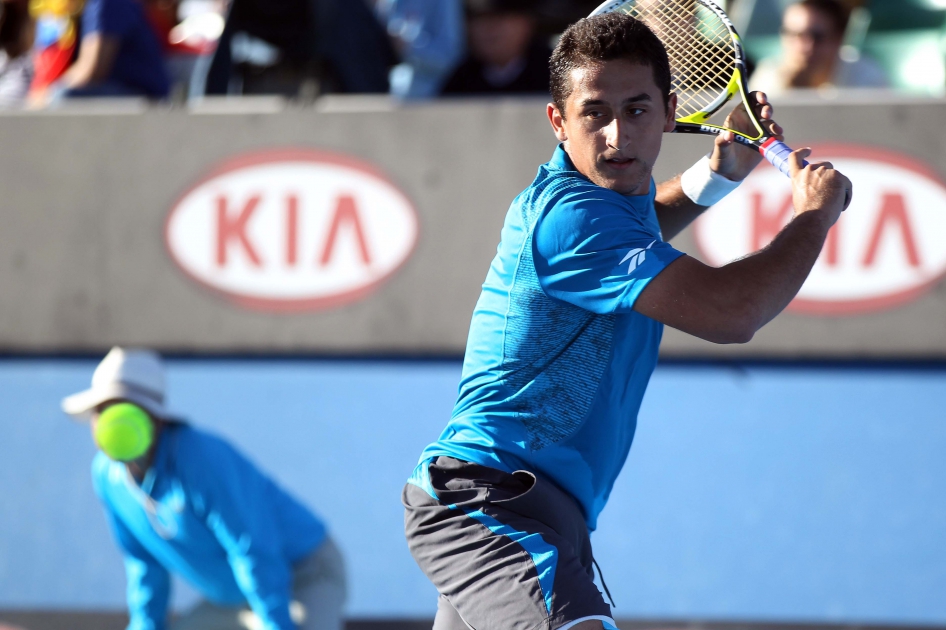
top-left (166, 149), bottom-right (419, 311)
top-left (694, 144), bottom-right (946, 315)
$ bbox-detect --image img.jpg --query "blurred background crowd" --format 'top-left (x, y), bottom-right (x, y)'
top-left (0, 0), bottom-right (944, 108)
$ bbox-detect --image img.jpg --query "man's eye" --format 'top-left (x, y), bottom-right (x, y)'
top-left (627, 107), bottom-right (646, 116)
top-left (586, 110), bottom-right (603, 119)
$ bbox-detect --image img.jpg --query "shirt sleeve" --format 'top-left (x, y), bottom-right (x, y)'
top-left (81, 0), bottom-right (134, 38)
top-left (533, 187), bottom-right (685, 314)
top-left (183, 436), bottom-right (296, 630)
top-left (93, 457), bottom-right (170, 630)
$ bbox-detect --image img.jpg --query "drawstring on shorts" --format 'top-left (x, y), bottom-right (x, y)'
top-left (592, 556), bottom-right (616, 608)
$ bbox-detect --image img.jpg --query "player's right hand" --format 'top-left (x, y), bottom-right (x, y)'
top-left (788, 148), bottom-right (852, 225)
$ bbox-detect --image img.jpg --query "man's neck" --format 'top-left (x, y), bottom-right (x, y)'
top-left (126, 421), bottom-right (164, 482)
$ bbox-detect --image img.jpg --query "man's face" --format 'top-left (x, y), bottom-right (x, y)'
top-left (781, 5), bottom-right (841, 75)
top-left (468, 12), bottom-right (535, 68)
top-left (548, 59), bottom-right (676, 195)
top-left (89, 399), bottom-right (151, 451)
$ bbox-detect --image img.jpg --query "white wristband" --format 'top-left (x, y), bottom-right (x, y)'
top-left (680, 155), bottom-right (742, 207)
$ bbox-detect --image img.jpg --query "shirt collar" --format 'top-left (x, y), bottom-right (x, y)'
top-left (548, 144), bottom-right (657, 207)
top-left (550, 144), bottom-right (575, 172)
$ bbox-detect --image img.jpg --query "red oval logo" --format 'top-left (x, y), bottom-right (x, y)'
top-left (166, 149), bottom-right (419, 312)
top-left (694, 144), bottom-right (946, 315)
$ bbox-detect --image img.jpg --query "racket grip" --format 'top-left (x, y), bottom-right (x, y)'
top-left (760, 138), bottom-right (850, 210)
top-left (760, 137), bottom-right (806, 177)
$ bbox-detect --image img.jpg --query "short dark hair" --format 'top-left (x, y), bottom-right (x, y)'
top-left (795, 0), bottom-right (849, 36)
top-left (550, 13), bottom-right (672, 117)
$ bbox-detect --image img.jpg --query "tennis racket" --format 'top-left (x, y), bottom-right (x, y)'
top-left (589, 0), bottom-right (802, 177)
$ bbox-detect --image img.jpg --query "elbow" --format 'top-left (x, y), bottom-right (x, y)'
top-left (705, 325), bottom-right (754, 345)
top-left (707, 305), bottom-right (763, 345)
top-left (722, 324), bottom-right (756, 345)
top-left (726, 306), bottom-right (766, 344)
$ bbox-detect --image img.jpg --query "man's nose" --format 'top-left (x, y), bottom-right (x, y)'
top-left (605, 117), bottom-right (624, 151)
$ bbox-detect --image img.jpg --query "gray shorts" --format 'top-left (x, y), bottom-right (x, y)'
top-left (403, 457), bottom-right (616, 630)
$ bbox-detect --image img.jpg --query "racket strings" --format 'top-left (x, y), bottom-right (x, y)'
top-left (608, 0), bottom-right (736, 119)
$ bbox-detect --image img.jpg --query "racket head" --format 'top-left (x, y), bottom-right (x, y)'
top-left (589, 0), bottom-right (766, 144)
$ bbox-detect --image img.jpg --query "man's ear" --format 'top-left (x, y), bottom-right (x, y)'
top-left (664, 92), bottom-right (678, 132)
top-left (547, 102), bottom-right (567, 142)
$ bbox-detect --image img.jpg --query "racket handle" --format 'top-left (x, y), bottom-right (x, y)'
top-left (760, 138), bottom-right (851, 210)
top-left (760, 137), bottom-right (805, 177)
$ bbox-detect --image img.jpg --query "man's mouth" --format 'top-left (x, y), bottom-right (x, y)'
top-left (604, 155), bottom-right (636, 168)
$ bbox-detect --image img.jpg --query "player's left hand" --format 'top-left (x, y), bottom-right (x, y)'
top-left (709, 91), bottom-right (784, 181)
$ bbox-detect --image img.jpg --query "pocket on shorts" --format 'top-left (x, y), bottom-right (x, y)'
top-left (426, 456), bottom-right (533, 506)
top-left (489, 469), bottom-right (592, 570)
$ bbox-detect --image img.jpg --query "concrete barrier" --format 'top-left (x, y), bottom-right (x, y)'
top-left (2, 94), bottom-right (945, 357)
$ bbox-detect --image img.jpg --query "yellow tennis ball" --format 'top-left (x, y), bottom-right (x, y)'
top-left (95, 403), bottom-right (153, 461)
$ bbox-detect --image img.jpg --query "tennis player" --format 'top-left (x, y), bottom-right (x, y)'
top-left (62, 347), bottom-right (346, 630)
top-left (403, 13), bottom-right (851, 630)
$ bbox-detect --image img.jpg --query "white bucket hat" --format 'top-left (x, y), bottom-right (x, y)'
top-left (62, 347), bottom-right (168, 419)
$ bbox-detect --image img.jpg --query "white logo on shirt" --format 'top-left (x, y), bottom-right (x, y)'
top-left (620, 240), bottom-right (656, 274)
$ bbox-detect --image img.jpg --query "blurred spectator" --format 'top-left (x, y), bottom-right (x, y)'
top-left (157, 0), bottom-right (226, 99)
top-left (202, 0), bottom-right (395, 97)
top-left (30, 0), bottom-right (170, 104)
top-left (27, 0), bottom-right (82, 97)
top-left (442, 0), bottom-right (551, 95)
top-left (749, 0), bottom-right (887, 95)
top-left (0, 0), bottom-right (33, 106)
top-left (142, 0), bottom-right (177, 45)
top-left (375, 0), bottom-right (464, 98)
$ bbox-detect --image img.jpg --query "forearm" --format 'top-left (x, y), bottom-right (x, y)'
top-left (709, 210), bottom-right (832, 338)
top-left (61, 50), bottom-right (97, 88)
top-left (215, 533), bottom-right (293, 628)
top-left (224, 550), bottom-right (294, 629)
top-left (123, 557), bottom-right (171, 630)
top-left (61, 34), bottom-right (116, 88)
top-left (61, 65), bottom-right (93, 89)
top-left (654, 175), bottom-right (708, 241)
top-left (636, 210), bottom-right (832, 344)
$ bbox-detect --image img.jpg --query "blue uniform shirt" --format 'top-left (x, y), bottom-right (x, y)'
top-left (413, 146), bottom-right (685, 530)
top-left (92, 424), bottom-right (326, 630)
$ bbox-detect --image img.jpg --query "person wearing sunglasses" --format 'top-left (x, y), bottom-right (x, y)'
top-left (62, 347), bottom-right (346, 630)
top-left (749, 0), bottom-right (887, 95)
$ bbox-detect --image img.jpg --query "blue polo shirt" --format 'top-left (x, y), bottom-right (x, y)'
top-left (412, 146), bottom-right (685, 530)
top-left (92, 424), bottom-right (326, 630)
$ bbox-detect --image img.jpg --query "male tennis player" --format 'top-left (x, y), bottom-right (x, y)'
top-left (403, 12), bottom-right (851, 630)
top-left (62, 347), bottom-right (346, 630)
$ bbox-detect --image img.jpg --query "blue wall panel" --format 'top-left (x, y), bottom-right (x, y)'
top-left (0, 359), bottom-right (943, 623)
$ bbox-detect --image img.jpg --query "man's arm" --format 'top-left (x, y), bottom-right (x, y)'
top-left (655, 92), bottom-right (783, 241)
top-left (654, 174), bottom-right (703, 242)
top-left (636, 149), bottom-right (851, 343)
top-left (60, 33), bottom-right (121, 89)
top-left (105, 509), bottom-right (172, 630)
top-left (93, 457), bottom-right (171, 630)
top-left (27, 31), bottom-right (120, 107)
top-left (193, 438), bottom-right (297, 630)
